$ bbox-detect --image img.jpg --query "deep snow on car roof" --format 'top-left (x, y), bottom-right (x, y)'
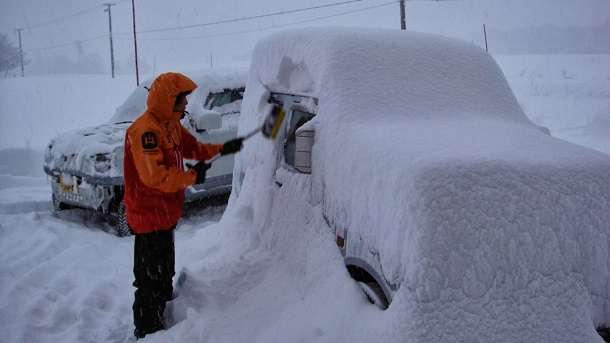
top-left (252, 27), bottom-right (530, 124)
top-left (109, 68), bottom-right (247, 123)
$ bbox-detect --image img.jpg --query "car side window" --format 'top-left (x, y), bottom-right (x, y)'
top-left (283, 109), bottom-right (315, 168)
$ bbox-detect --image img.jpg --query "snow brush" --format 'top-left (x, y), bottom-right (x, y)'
top-left (243, 101), bottom-right (286, 141)
top-left (201, 101), bottom-right (286, 165)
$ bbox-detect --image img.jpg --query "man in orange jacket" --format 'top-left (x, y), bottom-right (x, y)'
top-left (123, 72), bottom-right (242, 339)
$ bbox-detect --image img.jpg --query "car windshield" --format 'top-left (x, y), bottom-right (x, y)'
top-left (107, 84), bottom-right (150, 123)
top-left (205, 88), bottom-right (245, 109)
top-left (108, 72), bottom-right (247, 124)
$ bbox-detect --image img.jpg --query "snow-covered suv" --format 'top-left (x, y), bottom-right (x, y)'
top-left (44, 69), bottom-right (246, 235)
top-left (232, 28), bottom-right (610, 342)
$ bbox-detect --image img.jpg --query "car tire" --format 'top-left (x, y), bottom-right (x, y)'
top-left (116, 200), bottom-right (132, 237)
top-left (357, 281), bottom-right (389, 310)
top-left (108, 197), bottom-right (132, 237)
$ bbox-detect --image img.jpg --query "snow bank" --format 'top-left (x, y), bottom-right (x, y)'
top-left (229, 27), bottom-right (610, 342)
top-left (155, 171), bottom-right (370, 342)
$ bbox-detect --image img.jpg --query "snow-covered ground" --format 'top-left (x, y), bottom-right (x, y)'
top-left (0, 182), bottom-right (226, 342)
top-left (497, 54), bottom-right (610, 155)
top-left (0, 52), bottom-right (608, 343)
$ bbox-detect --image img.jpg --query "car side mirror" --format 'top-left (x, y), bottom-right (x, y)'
top-left (192, 110), bottom-right (222, 132)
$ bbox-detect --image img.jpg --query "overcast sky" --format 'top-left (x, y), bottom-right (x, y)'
top-left (1, 0), bottom-right (609, 74)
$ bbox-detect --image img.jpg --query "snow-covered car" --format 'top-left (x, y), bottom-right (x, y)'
top-left (44, 69), bottom-right (247, 235)
top-left (232, 28), bottom-right (610, 341)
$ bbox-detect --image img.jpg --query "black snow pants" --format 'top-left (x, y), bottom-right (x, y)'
top-left (133, 228), bottom-right (175, 338)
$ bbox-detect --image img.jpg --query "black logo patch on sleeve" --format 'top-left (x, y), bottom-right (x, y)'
top-left (141, 132), bottom-right (158, 150)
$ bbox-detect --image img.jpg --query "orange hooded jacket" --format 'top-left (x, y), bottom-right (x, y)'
top-left (123, 72), bottom-right (222, 233)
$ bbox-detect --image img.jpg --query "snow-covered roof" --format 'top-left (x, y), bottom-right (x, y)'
top-left (110, 67), bottom-right (247, 123)
top-left (252, 27), bottom-right (531, 124)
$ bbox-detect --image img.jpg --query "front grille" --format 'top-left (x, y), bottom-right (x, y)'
top-left (51, 182), bottom-right (100, 209)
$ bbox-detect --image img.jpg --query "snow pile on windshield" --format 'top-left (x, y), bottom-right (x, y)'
top-left (226, 27), bottom-right (610, 342)
top-left (110, 68), bottom-right (247, 123)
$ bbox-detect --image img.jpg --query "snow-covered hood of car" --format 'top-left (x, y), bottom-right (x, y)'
top-left (43, 116), bottom-right (240, 180)
top-left (44, 122), bottom-right (128, 179)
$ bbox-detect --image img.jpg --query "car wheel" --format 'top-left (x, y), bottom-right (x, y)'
top-left (357, 281), bottom-right (389, 310)
top-left (109, 197), bottom-right (132, 237)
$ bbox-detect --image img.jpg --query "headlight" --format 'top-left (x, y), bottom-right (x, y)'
top-left (95, 153), bottom-right (110, 162)
top-left (94, 153), bottom-right (112, 173)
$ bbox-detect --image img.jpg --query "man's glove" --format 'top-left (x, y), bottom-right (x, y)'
top-left (221, 138), bottom-right (244, 156)
top-left (191, 162), bottom-right (211, 184)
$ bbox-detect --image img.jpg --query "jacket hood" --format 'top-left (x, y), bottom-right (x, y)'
top-left (146, 72), bottom-right (197, 122)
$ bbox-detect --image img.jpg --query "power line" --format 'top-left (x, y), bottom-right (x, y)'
top-left (115, 0), bottom-right (375, 36)
top-left (21, 0), bottom-right (391, 53)
top-left (19, 0), bottom-right (131, 31)
top-left (130, 0), bottom-right (397, 42)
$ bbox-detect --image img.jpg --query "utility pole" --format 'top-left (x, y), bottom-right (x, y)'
top-left (131, 0), bottom-right (140, 86)
top-left (399, 0), bottom-right (406, 30)
top-left (16, 28), bottom-right (24, 77)
top-left (483, 24), bottom-right (488, 52)
top-left (103, 3), bottom-right (116, 78)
